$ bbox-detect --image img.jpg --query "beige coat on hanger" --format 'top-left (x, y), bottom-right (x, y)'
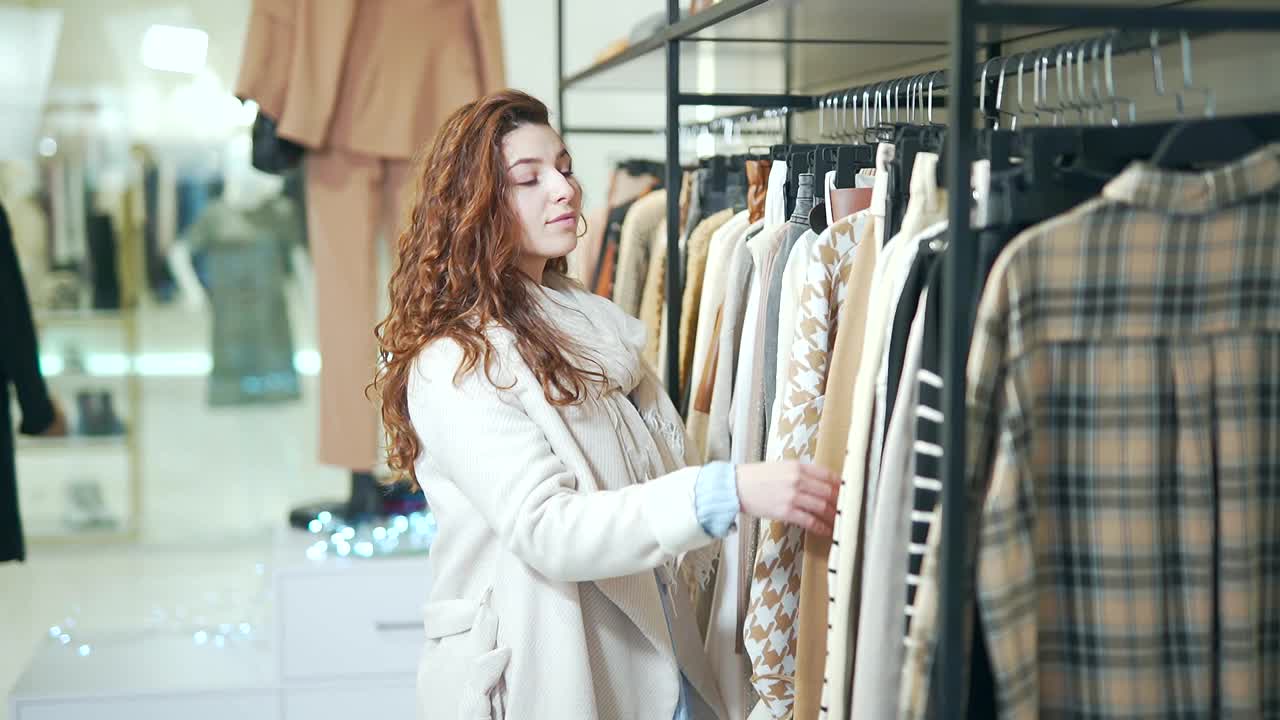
top-left (236, 0), bottom-right (505, 159)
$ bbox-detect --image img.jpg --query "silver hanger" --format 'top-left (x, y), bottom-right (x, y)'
top-left (1067, 39), bottom-right (1089, 124)
top-left (1016, 52), bottom-right (1036, 126)
top-left (1088, 36), bottom-right (1106, 124)
top-left (1105, 32), bottom-right (1137, 126)
top-left (911, 73), bottom-right (921, 122)
top-left (1033, 48), bottom-right (1053, 125)
top-left (906, 76), bottom-right (916, 122)
top-left (995, 55), bottom-right (1015, 130)
top-left (845, 89), bottom-right (857, 140)
top-left (1178, 31), bottom-right (1215, 117)
top-left (927, 70), bottom-right (939, 124)
top-left (1150, 30), bottom-right (1176, 116)
top-left (980, 58), bottom-right (999, 126)
top-left (1054, 43), bottom-right (1074, 125)
top-left (838, 91), bottom-right (850, 141)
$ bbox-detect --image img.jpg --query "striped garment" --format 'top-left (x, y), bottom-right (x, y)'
top-left (904, 144), bottom-right (1280, 719)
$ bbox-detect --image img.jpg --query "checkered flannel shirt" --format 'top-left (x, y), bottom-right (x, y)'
top-left (903, 144), bottom-right (1280, 719)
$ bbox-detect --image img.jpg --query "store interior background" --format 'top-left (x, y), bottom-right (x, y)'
top-left (3, 0), bottom-right (1280, 715)
top-left (0, 0), bottom-right (668, 712)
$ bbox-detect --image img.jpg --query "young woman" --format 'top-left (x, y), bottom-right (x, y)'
top-left (373, 90), bottom-right (838, 720)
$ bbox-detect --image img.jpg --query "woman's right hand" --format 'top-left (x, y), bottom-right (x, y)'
top-left (736, 461), bottom-right (840, 536)
top-left (41, 400), bottom-right (69, 437)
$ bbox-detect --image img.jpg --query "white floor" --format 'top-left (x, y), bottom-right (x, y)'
top-left (1, 280), bottom-right (352, 720)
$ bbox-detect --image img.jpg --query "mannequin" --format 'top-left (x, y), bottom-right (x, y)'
top-left (172, 141), bottom-right (305, 406)
top-left (235, 0), bottom-right (505, 521)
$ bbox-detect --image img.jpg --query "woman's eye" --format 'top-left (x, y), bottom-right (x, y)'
top-left (517, 179), bottom-right (537, 186)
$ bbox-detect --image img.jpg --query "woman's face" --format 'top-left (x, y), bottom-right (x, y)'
top-left (502, 123), bottom-right (582, 281)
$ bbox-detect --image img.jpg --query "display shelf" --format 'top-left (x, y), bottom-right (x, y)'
top-left (975, 0), bottom-right (1280, 28)
top-left (559, 0), bottom-right (1213, 99)
top-left (563, 27), bottom-right (948, 96)
top-left (19, 299), bottom-right (144, 545)
top-left (34, 308), bottom-right (128, 325)
top-left (16, 434), bottom-right (130, 452)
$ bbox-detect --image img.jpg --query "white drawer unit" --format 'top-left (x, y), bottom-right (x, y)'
top-left (273, 540), bottom-right (432, 681)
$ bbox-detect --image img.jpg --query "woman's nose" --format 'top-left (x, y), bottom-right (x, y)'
top-left (551, 174), bottom-right (577, 203)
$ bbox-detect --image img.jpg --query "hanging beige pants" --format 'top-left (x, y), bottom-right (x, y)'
top-left (305, 148), bottom-right (413, 471)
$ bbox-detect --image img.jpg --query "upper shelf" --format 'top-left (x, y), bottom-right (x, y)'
top-left (560, 0), bottom-right (1257, 95)
top-left (562, 37), bottom-right (949, 96)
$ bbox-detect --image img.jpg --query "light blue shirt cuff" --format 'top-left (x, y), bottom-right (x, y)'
top-left (694, 462), bottom-right (740, 538)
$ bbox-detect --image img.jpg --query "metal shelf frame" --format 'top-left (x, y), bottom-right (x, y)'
top-left (936, 3), bottom-right (1280, 713)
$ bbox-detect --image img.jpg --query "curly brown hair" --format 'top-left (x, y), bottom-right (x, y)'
top-left (371, 90), bottom-right (605, 487)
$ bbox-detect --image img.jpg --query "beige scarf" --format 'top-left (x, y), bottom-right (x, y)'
top-left (532, 274), bottom-right (720, 590)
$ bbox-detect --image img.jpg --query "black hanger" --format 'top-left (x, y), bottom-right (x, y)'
top-left (810, 145), bottom-right (835, 189)
top-left (786, 149), bottom-right (814, 219)
top-left (958, 111), bottom-right (1280, 232)
top-left (806, 146), bottom-right (842, 232)
top-left (618, 158), bottom-right (664, 178)
top-left (833, 144), bottom-right (875, 188)
top-left (1151, 114), bottom-right (1277, 169)
top-left (990, 127), bottom-right (1126, 227)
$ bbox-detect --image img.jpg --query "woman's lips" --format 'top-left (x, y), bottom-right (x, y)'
top-left (547, 212), bottom-right (575, 226)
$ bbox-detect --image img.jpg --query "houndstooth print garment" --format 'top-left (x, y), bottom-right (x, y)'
top-left (744, 222), bottom-right (861, 717)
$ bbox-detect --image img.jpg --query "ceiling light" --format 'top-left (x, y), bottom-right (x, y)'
top-left (140, 24), bottom-right (208, 74)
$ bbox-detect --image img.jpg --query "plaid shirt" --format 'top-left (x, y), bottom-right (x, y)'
top-left (904, 144), bottom-right (1280, 719)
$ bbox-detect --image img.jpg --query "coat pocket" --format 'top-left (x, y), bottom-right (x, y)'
top-left (416, 588), bottom-right (510, 720)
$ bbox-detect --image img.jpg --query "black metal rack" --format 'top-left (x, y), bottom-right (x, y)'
top-left (937, 3), bottom-right (1280, 712)
top-left (555, 1), bottom-right (1280, 714)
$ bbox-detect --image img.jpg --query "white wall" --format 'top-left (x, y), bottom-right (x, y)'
top-left (501, 0), bottom-right (666, 211)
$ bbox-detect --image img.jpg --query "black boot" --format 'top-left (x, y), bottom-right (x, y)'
top-left (287, 470), bottom-right (384, 530)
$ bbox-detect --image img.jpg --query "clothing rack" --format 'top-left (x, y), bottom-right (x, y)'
top-left (557, 2), bottom-right (1280, 715)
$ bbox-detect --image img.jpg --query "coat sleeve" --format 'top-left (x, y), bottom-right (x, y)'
top-left (469, 0), bottom-right (506, 93)
top-left (408, 343), bottom-right (713, 583)
top-left (233, 0), bottom-right (297, 116)
top-left (0, 205), bottom-right (55, 435)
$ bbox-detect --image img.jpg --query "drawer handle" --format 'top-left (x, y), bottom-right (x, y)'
top-left (374, 621), bottom-right (421, 633)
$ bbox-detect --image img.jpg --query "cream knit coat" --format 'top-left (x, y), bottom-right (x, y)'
top-left (408, 277), bottom-right (728, 720)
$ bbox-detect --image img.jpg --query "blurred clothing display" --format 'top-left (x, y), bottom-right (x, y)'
top-left (236, 0), bottom-right (506, 471)
top-left (86, 213), bottom-right (120, 310)
top-left (182, 196), bottom-right (305, 406)
top-left (1, 192), bottom-right (51, 305)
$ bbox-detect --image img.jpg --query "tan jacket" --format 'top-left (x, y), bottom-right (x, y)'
top-left (235, 0), bottom-right (505, 159)
top-left (612, 191), bottom-right (667, 317)
top-left (678, 208), bottom-right (736, 394)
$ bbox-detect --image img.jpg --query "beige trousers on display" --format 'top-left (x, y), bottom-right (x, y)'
top-left (305, 147), bottom-right (413, 471)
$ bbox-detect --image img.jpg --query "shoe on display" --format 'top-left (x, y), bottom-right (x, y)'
top-left (76, 390), bottom-right (127, 437)
top-left (63, 478), bottom-right (118, 531)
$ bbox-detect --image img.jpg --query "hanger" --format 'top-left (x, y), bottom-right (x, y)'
top-left (1149, 37), bottom-right (1274, 168)
top-left (785, 146), bottom-right (815, 218)
top-left (1151, 30), bottom-right (1217, 120)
